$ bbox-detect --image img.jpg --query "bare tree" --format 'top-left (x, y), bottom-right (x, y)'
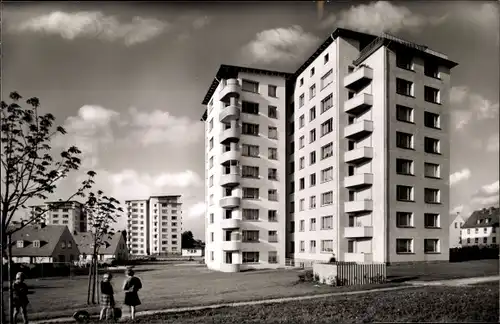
top-left (1, 92), bottom-right (95, 323)
top-left (83, 190), bottom-right (123, 304)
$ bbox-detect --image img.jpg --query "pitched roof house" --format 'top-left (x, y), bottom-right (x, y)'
top-left (10, 224), bottom-right (80, 264)
top-left (461, 207), bottom-right (499, 246)
top-left (73, 231), bottom-right (129, 262)
top-left (449, 212), bottom-right (465, 248)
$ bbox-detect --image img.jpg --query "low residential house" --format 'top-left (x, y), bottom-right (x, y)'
top-left (449, 212), bottom-right (465, 248)
top-left (73, 231), bottom-right (129, 263)
top-left (461, 207), bottom-right (500, 246)
top-left (181, 248), bottom-right (205, 257)
top-left (10, 224), bottom-right (80, 264)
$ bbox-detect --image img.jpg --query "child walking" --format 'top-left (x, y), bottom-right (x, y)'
top-left (122, 268), bottom-right (142, 320)
top-left (99, 273), bottom-right (115, 321)
top-left (13, 272), bottom-right (29, 324)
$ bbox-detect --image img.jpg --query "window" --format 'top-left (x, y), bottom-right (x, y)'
top-left (268, 189), bottom-right (278, 201)
top-left (243, 188), bottom-right (259, 199)
top-left (33, 240), bottom-right (40, 248)
top-left (324, 53), bottom-right (329, 64)
top-left (424, 137), bottom-right (440, 154)
top-left (321, 240), bottom-right (333, 252)
top-left (209, 175), bottom-right (214, 187)
top-left (309, 84), bottom-right (316, 99)
top-left (242, 251), bottom-right (259, 263)
top-left (321, 94), bottom-right (333, 113)
top-left (268, 105), bottom-right (278, 119)
top-left (268, 251), bottom-right (278, 263)
top-left (424, 239), bottom-right (440, 253)
top-left (268, 85), bottom-right (277, 97)
top-left (321, 191), bottom-right (333, 206)
top-left (483, 237), bottom-right (488, 244)
top-left (309, 151), bottom-right (316, 165)
top-left (424, 213), bottom-right (440, 228)
top-left (310, 67), bottom-right (315, 76)
top-left (268, 231), bottom-right (278, 243)
top-left (321, 167), bottom-right (333, 183)
top-left (268, 210), bottom-right (277, 222)
top-left (299, 115), bottom-right (305, 128)
top-left (242, 80), bottom-right (259, 93)
top-left (321, 118), bottom-right (333, 136)
top-left (321, 215), bottom-right (333, 229)
top-left (209, 138), bottom-right (213, 149)
top-left (299, 219), bottom-right (305, 231)
top-left (242, 123), bottom-right (259, 135)
top-left (61, 241), bottom-right (66, 249)
top-left (299, 241), bottom-right (305, 252)
top-left (424, 112), bottom-right (440, 129)
top-left (310, 240), bottom-right (316, 253)
top-left (424, 63), bottom-right (440, 79)
top-left (310, 196), bottom-right (316, 209)
top-left (396, 105), bottom-right (414, 123)
top-left (475, 238), bottom-right (479, 244)
top-left (299, 136), bottom-right (305, 149)
top-left (299, 178), bottom-right (305, 190)
top-left (268, 168), bottom-right (278, 180)
top-left (321, 142), bottom-right (333, 159)
top-left (268, 126), bottom-right (278, 139)
top-left (209, 213), bottom-right (214, 224)
top-left (424, 86), bottom-right (440, 104)
top-left (242, 101), bottom-right (259, 115)
top-left (396, 185), bottom-right (414, 201)
top-left (396, 132), bottom-right (414, 149)
top-left (396, 54), bottom-right (414, 70)
top-left (299, 157), bottom-right (305, 169)
top-left (242, 231), bottom-right (259, 242)
top-left (299, 78), bottom-right (304, 86)
top-left (242, 166), bottom-right (259, 178)
top-left (309, 129), bottom-right (316, 143)
top-left (424, 163), bottom-right (440, 178)
top-left (310, 218), bottom-right (316, 230)
top-left (424, 188), bottom-right (440, 204)
top-left (396, 158), bottom-right (414, 175)
top-left (268, 148), bottom-right (278, 160)
top-left (396, 212), bottom-right (413, 227)
top-left (299, 94), bottom-right (305, 107)
top-left (396, 239), bottom-right (413, 253)
top-left (396, 78), bottom-right (414, 96)
top-left (290, 221), bottom-right (295, 234)
top-left (309, 107), bottom-right (316, 121)
top-left (209, 156), bottom-right (214, 168)
top-left (310, 173), bottom-right (316, 187)
top-left (209, 119), bottom-right (213, 132)
top-left (16, 240), bottom-right (24, 248)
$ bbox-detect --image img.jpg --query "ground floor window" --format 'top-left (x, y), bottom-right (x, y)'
top-left (242, 252), bottom-right (259, 263)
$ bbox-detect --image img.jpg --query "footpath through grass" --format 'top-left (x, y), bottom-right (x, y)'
top-left (77, 282), bottom-right (499, 324)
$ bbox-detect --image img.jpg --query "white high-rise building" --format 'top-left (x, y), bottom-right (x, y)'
top-left (30, 201), bottom-right (87, 233)
top-left (201, 28), bottom-right (458, 272)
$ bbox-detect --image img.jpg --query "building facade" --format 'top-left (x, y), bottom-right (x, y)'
top-left (461, 207), bottom-right (499, 246)
top-left (201, 28), bottom-right (458, 272)
top-left (126, 195), bottom-right (182, 256)
top-left (449, 212), bottom-right (465, 248)
top-left (31, 201), bottom-right (87, 233)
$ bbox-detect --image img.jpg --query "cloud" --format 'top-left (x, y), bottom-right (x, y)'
top-left (319, 1), bottom-right (446, 34)
top-left (486, 134), bottom-right (500, 152)
top-left (451, 86), bottom-right (499, 129)
top-left (450, 205), bottom-right (464, 215)
top-left (479, 180), bottom-right (499, 196)
top-left (242, 25), bottom-right (321, 64)
top-left (449, 168), bottom-right (471, 186)
top-left (13, 11), bottom-right (169, 46)
top-left (471, 180), bottom-right (500, 207)
top-left (128, 107), bottom-right (203, 146)
top-left (192, 16), bottom-right (212, 29)
top-left (187, 202), bottom-right (206, 218)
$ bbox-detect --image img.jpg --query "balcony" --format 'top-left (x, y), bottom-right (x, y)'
top-left (344, 226), bottom-right (373, 238)
top-left (219, 104), bottom-right (241, 123)
top-left (220, 79), bottom-right (241, 103)
top-left (344, 120), bottom-right (374, 140)
top-left (344, 173), bottom-right (373, 189)
top-left (220, 196), bottom-right (241, 209)
top-left (220, 173), bottom-right (240, 187)
top-left (343, 66), bottom-right (373, 91)
top-left (344, 147), bottom-right (373, 164)
top-left (344, 199), bottom-right (373, 213)
top-left (221, 240), bottom-right (242, 251)
top-left (221, 218), bottom-right (241, 229)
top-left (220, 149), bottom-right (241, 165)
top-left (344, 93), bottom-right (373, 115)
top-left (344, 252), bottom-right (373, 263)
top-left (220, 127), bottom-right (241, 144)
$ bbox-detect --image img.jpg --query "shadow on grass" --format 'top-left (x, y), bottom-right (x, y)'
top-left (386, 276), bottom-right (420, 283)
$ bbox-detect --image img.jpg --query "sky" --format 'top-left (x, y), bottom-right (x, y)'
top-left (3, 1), bottom-right (499, 240)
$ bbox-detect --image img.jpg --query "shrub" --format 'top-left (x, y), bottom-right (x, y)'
top-left (450, 245), bottom-right (499, 262)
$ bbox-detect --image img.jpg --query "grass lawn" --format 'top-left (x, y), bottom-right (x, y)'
top-left (76, 282), bottom-right (499, 324)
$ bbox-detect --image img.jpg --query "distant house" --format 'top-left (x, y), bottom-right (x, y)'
top-left (461, 207), bottom-right (500, 246)
top-left (73, 231), bottom-right (129, 263)
top-left (449, 212), bottom-right (465, 248)
top-left (10, 225), bottom-right (80, 264)
top-left (182, 248), bottom-right (205, 257)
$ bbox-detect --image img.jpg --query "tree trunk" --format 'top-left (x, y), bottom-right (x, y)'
top-left (8, 234), bottom-right (13, 324)
top-left (87, 260), bottom-right (93, 305)
top-left (91, 257), bottom-right (97, 304)
top-left (95, 258), bottom-right (99, 302)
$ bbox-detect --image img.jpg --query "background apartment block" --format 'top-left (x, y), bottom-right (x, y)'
top-left (31, 201), bottom-right (87, 233)
top-left (202, 28), bottom-right (457, 272)
top-left (126, 195), bottom-right (182, 256)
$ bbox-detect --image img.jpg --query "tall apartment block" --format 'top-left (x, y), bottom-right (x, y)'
top-left (30, 201), bottom-right (87, 233)
top-left (126, 195), bottom-right (182, 256)
top-left (201, 28), bottom-right (458, 272)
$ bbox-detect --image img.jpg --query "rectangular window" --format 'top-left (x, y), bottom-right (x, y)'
top-left (396, 185), bottom-right (414, 201)
top-left (299, 94), bottom-right (305, 108)
top-left (268, 251), bottom-right (277, 263)
top-left (242, 251), bottom-right (259, 263)
top-left (299, 199), bottom-right (305, 212)
top-left (243, 188), bottom-right (259, 199)
top-left (321, 240), bottom-right (333, 253)
top-left (321, 69), bottom-right (333, 89)
top-left (268, 126), bottom-right (278, 139)
top-left (310, 173), bottom-right (316, 187)
top-left (424, 188), bottom-right (440, 204)
top-left (424, 63), bottom-right (440, 79)
top-left (310, 67), bottom-right (315, 76)
top-left (209, 119), bottom-right (213, 132)
top-left (321, 94), bottom-right (333, 113)
top-left (268, 210), bottom-right (277, 222)
top-left (321, 215), bottom-right (333, 229)
top-left (309, 196), bottom-right (316, 209)
top-left (242, 144), bottom-right (259, 157)
top-left (396, 158), bottom-right (414, 175)
top-left (242, 231), bottom-right (259, 242)
top-left (396, 239), bottom-right (413, 253)
top-left (396, 212), bottom-right (413, 227)
top-left (321, 118), bottom-right (333, 136)
top-left (396, 105), bottom-right (414, 123)
top-left (396, 54), bottom-right (414, 70)
top-left (321, 167), bottom-right (333, 183)
top-left (309, 128), bottom-right (316, 143)
top-left (424, 239), bottom-right (440, 253)
top-left (242, 166), bottom-right (259, 178)
top-left (309, 151), bottom-right (316, 165)
top-left (243, 209), bottom-right (259, 221)
top-left (299, 136), bottom-right (305, 149)
top-left (268, 231), bottom-right (278, 242)
top-left (396, 78), bottom-right (414, 96)
top-left (242, 123), bottom-right (259, 136)
top-left (309, 84), bottom-right (316, 99)
top-left (299, 178), bottom-right (305, 190)
top-left (242, 80), bottom-right (259, 93)
top-left (424, 137), bottom-right (440, 154)
top-left (310, 240), bottom-right (316, 253)
top-left (321, 142), bottom-right (333, 160)
top-left (424, 163), bottom-right (440, 178)
top-left (268, 189), bottom-right (278, 201)
top-left (299, 241), bottom-right (305, 252)
top-left (299, 115), bottom-right (305, 128)
top-left (209, 137), bottom-right (214, 150)
top-left (268, 148), bottom-right (278, 160)
top-left (424, 213), bottom-right (440, 228)
top-left (299, 157), bottom-right (305, 169)
top-left (268, 85), bottom-right (277, 97)
top-left (309, 218), bottom-right (316, 231)
top-left (268, 168), bottom-right (278, 180)
top-left (396, 132), bottom-right (414, 149)
top-left (321, 191), bottom-right (333, 206)
top-left (210, 213), bottom-right (214, 224)
top-left (242, 101), bottom-right (259, 115)
top-left (424, 111), bottom-right (440, 129)
top-left (268, 105), bottom-right (278, 119)
top-left (309, 107), bottom-right (316, 121)
top-left (299, 78), bottom-right (304, 86)
top-left (299, 219), bottom-right (305, 231)
top-left (424, 86), bottom-right (440, 104)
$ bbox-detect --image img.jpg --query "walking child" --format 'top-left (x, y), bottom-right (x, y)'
top-left (13, 272), bottom-right (29, 324)
top-left (122, 268), bottom-right (142, 320)
top-left (99, 273), bottom-right (115, 321)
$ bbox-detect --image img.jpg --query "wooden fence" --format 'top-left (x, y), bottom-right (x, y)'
top-left (313, 261), bottom-right (387, 286)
